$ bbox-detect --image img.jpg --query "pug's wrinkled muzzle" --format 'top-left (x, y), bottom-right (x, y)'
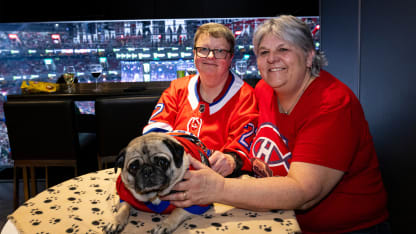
top-left (135, 165), bottom-right (169, 193)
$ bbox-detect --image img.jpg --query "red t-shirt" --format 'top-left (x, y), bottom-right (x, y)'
top-left (251, 70), bottom-right (389, 233)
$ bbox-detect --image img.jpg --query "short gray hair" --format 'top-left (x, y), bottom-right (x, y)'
top-left (253, 15), bottom-right (327, 77)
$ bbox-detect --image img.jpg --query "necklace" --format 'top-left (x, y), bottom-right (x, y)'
top-left (279, 76), bottom-right (313, 115)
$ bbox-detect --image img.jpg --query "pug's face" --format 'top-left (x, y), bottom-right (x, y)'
top-left (116, 132), bottom-right (189, 202)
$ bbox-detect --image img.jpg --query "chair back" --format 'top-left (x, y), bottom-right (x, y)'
top-left (95, 96), bottom-right (159, 158)
top-left (4, 99), bottom-right (80, 160)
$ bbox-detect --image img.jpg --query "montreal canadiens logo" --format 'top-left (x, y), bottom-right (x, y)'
top-left (251, 123), bottom-right (292, 173)
top-left (187, 117), bottom-right (203, 137)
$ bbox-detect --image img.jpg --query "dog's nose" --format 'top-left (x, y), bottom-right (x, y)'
top-left (142, 166), bottom-right (154, 178)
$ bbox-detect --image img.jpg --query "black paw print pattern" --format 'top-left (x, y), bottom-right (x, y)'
top-left (67, 197), bottom-right (82, 204)
top-left (67, 206), bottom-right (80, 212)
top-left (89, 184), bottom-right (100, 188)
top-left (68, 184), bottom-right (79, 191)
top-left (22, 201), bottom-right (35, 207)
top-left (30, 219), bottom-right (41, 226)
top-left (150, 213), bottom-right (165, 223)
top-left (72, 176), bottom-right (84, 182)
top-left (203, 214), bottom-right (213, 219)
top-left (91, 207), bottom-right (104, 215)
top-left (211, 222), bottom-right (229, 232)
top-left (245, 211), bottom-right (259, 218)
top-left (91, 219), bottom-right (107, 229)
top-left (129, 219), bottom-right (145, 228)
top-left (274, 218), bottom-right (295, 227)
top-left (69, 214), bottom-right (83, 222)
top-left (285, 220), bottom-right (294, 226)
top-left (220, 211), bottom-right (233, 217)
top-left (43, 196), bottom-right (58, 204)
top-left (65, 224), bottom-right (80, 233)
top-left (104, 170), bottom-right (114, 175)
top-left (30, 208), bottom-right (43, 216)
top-left (183, 222), bottom-right (198, 230)
top-left (48, 218), bottom-right (61, 225)
top-left (259, 224), bottom-right (273, 232)
top-left (46, 188), bottom-right (60, 195)
top-left (49, 204), bottom-right (61, 210)
top-left (237, 222), bottom-right (250, 231)
top-left (94, 188), bottom-right (106, 195)
top-left (274, 219), bottom-right (296, 233)
top-left (90, 199), bottom-right (100, 205)
top-left (270, 209), bottom-right (285, 215)
top-left (73, 190), bottom-right (86, 195)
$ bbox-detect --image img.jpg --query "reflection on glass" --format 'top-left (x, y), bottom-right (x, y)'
top-left (89, 64), bottom-right (102, 92)
top-left (235, 60), bottom-right (247, 79)
top-left (63, 66), bottom-right (76, 92)
top-left (187, 62), bottom-right (197, 76)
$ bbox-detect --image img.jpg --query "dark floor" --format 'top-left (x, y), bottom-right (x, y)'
top-left (0, 177), bottom-right (26, 230)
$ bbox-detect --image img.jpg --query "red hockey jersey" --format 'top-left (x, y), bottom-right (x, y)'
top-left (143, 73), bottom-right (258, 171)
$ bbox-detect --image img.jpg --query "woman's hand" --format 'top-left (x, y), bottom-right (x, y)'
top-left (160, 156), bottom-right (225, 207)
top-left (209, 151), bottom-right (235, 176)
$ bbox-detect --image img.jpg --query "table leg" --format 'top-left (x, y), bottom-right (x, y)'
top-left (30, 166), bottom-right (36, 197)
top-left (45, 167), bottom-right (49, 188)
top-left (22, 167), bottom-right (29, 201)
top-left (13, 167), bottom-right (19, 209)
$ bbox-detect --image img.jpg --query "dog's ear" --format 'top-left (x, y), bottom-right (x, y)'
top-left (115, 148), bottom-right (126, 173)
top-left (163, 138), bottom-right (184, 168)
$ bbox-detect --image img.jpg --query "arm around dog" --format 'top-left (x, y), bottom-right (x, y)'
top-left (163, 156), bottom-right (344, 212)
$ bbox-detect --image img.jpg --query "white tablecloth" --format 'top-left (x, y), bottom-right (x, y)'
top-left (4, 169), bottom-right (301, 233)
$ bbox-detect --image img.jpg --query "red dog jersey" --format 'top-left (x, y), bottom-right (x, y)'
top-left (116, 133), bottom-right (211, 215)
top-left (143, 73), bottom-right (258, 171)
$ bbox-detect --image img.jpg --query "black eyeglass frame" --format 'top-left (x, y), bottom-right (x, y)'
top-left (194, 47), bottom-right (232, 59)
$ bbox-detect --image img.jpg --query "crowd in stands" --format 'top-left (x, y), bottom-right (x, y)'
top-left (0, 17), bottom-right (320, 167)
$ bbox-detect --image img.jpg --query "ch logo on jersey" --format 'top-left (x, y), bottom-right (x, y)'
top-left (251, 123), bottom-right (292, 175)
top-left (187, 117), bottom-right (203, 137)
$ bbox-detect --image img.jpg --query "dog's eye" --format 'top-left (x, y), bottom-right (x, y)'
top-left (128, 161), bottom-right (140, 174)
top-left (155, 157), bottom-right (169, 170)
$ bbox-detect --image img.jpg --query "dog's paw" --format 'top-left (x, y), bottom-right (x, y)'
top-left (151, 223), bottom-right (175, 234)
top-left (102, 221), bottom-right (127, 234)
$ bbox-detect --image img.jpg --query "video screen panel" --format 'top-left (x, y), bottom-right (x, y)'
top-left (121, 61), bottom-right (144, 82)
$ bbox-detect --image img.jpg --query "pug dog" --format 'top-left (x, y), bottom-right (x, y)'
top-left (103, 132), bottom-right (212, 234)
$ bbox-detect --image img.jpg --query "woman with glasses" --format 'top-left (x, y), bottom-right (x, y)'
top-left (143, 23), bottom-right (258, 177)
top-left (162, 16), bottom-right (390, 233)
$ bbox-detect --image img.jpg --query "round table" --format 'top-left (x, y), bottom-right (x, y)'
top-left (4, 169), bottom-right (301, 233)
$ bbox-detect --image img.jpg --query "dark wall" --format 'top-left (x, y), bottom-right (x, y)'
top-left (321, 0), bottom-right (416, 233)
top-left (0, 0), bottom-right (318, 22)
top-left (320, 1), bottom-right (360, 96)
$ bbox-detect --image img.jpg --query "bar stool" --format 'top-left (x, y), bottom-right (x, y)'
top-left (95, 96), bottom-right (159, 169)
top-left (3, 99), bottom-right (94, 209)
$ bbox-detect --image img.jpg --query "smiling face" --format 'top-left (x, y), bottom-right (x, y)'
top-left (256, 33), bottom-right (314, 93)
top-left (194, 33), bottom-right (233, 88)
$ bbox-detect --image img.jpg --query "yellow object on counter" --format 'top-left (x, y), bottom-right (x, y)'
top-left (20, 81), bottom-right (57, 93)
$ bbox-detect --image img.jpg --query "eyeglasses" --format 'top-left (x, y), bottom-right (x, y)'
top-left (194, 47), bottom-right (231, 59)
